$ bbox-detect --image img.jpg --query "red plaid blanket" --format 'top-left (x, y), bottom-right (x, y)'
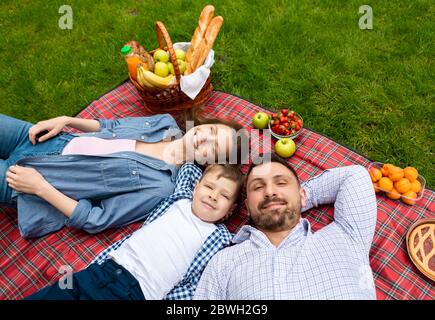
top-left (1, 81), bottom-right (433, 300)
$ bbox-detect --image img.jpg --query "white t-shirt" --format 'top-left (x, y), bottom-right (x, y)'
top-left (109, 198), bottom-right (217, 299)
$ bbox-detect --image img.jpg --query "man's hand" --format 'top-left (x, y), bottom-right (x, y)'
top-left (6, 165), bottom-right (49, 195)
top-left (28, 116), bottom-right (69, 144)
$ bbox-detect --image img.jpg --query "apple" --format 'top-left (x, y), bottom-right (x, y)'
top-left (154, 62), bottom-right (169, 77)
top-left (175, 49), bottom-right (186, 61)
top-left (168, 62), bottom-right (174, 75)
top-left (167, 60), bottom-right (186, 75)
top-left (252, 112), bottom-right (270, 129)
top-left (275, 138), bottom-right (296, 158)
top-left (177, 59), bottom-right (187, 74)
top-left (153, 49), bottom-right (169, 63)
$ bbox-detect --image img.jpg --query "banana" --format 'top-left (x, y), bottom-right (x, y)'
top-left (137, 65), bottom-right (155, 88)
top-left (141, 69), bottom-right (176, 89)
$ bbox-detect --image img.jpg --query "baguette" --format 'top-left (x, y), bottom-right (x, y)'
top-left (186, 5), bottom-right (215, 64)
top-left (198, 5), bottom-right (215, 37)
top-left (186, 16), bottom-right (223, 74)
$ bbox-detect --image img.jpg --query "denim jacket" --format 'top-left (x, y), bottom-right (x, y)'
top-left (13, 114), bottom-right (183, 238)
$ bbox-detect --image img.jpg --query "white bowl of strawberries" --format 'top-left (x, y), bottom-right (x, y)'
top-left (268, 109), bottom-right (304, 140)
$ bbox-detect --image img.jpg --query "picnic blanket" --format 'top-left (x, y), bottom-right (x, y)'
top-left (1, 80), bottom-right (434, 300)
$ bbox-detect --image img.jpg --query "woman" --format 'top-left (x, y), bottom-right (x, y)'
top-left (0, 112), bottom-right (246, 238)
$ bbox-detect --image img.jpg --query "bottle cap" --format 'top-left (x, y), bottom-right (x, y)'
top-left (120, 45), bottom-right (133, 55)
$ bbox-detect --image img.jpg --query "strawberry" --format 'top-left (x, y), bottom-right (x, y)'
top-left (281, 109), bottom-right (289, 116)
top-left (280, 116), bottom-right (287, 123)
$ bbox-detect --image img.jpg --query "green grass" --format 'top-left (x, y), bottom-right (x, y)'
top-left (0, 0), bottom-right (433, 186)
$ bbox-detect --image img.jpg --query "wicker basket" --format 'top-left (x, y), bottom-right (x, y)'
top-left (129, 21), bottom-right (213, 114)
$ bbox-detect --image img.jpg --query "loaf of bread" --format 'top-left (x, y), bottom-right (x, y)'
top-left (185, 5), bottom-right (215, 64)
top-left (185, 15), bottom-right (223, 75)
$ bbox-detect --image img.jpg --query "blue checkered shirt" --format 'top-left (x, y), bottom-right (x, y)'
top-left (91, 163), bottom-right (233, 300)
top-left (194, 165), bottom-right (378, 300)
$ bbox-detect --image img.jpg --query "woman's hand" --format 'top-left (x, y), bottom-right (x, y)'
top-left (6, 165), bottom-right (48, 195)
top-left (7, 165), bottom-right (78, 217)
top-left (28, 116), bottom-right (69, 144)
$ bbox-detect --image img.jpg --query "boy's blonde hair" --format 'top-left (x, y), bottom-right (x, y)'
top-left (200, 164), bottom-right (244, 193)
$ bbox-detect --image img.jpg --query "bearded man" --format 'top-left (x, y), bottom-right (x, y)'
top-left (194, 153), bottom-right (378, 300)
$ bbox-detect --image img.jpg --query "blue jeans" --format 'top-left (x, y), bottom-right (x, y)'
top-left (0, 114), bottom-right (74, 205)
top-left (25, 259), bottom-right (145, 300)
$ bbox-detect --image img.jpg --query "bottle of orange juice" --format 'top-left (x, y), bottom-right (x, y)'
top-left (120, 45), bottom-right (141, 82)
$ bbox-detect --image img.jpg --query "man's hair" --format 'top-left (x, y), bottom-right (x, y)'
top-left (245, 153), bottom-right (300, 190)
top-left (179, 109), bottom-right (250, 166)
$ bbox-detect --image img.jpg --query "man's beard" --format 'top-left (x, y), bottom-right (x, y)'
top-left (250, 196), bottom-right (301, 232)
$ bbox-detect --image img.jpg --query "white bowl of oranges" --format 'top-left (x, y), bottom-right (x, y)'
top-left (368, 162), bottom-right (426, 205)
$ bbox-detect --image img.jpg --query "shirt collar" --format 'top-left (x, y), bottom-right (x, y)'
top-left (232, 218), bottom-right (311, 248)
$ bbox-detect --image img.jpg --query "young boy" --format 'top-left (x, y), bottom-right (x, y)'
top-left (26, 162), bottom-right (244, 300)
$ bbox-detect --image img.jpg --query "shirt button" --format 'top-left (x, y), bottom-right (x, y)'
top-left (116, 269), bottom-right (122, 275)
top-left (92, 132), bottom-right (96, 135)
top-left (145, 122), bottom-right (150, 126)
top-left (132, 170), bottom-right (137, 175)
top-left (112, 133), bottom-right (116, 137)
top-left (141, 135), bottom-right (145, 140)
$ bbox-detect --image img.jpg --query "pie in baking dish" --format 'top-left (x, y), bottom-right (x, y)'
top-left (406, 219), bottom-right (435, 281)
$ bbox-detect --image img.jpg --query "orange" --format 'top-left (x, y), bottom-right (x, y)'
top-left (369, 167), bottom-right (382, 182)
top-left (403, 167), bottom-right (418, 182)
top-left (388, 166), bottom-right (404, 182)
top-left (381, 163), bottom-right (395, 177)
top-left (378, 177), bottom-right (393, 191)
top-left (401, 191), bottom-right (417, 205)
top-left (373, 182), bottom-right (380, 193)
top-left (410, 180), bottom-right (422, 193)
top-left (394, 178), bottom-right (411, 194)
top-left (386, 188), bottom-right (401, 200)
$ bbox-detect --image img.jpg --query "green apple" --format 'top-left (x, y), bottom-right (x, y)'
top-left (177, 59), bottom-right (186, 74)
top-left (275, 138), bottom-right (296, 158)
top-left (175, 49), bottom-right (186, 61)
top-left (252, 112), bottom-right (270, 129)
top-left (154, 62), bottom-right (169, 77)
top-left (153, 49), bottom-right (169, 63)
top-left (167, 62), bottom-right (174, 75)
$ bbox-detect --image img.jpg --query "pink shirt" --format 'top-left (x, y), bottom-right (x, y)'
top-left (62, 136), bottom-right (136, 156)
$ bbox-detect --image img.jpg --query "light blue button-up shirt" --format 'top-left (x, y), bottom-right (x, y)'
top-left (194, 165), bottom-right (378, 300)
top-left (13, 114), bottom-right (183, 238)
